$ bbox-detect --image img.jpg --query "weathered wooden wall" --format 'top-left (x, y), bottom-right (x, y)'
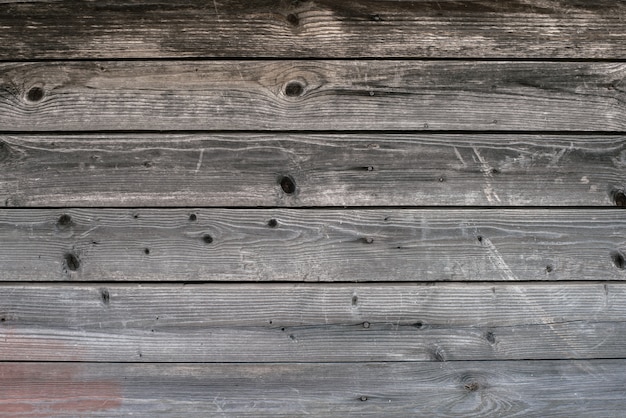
top-left (1, 0), bottom-right (625, 416)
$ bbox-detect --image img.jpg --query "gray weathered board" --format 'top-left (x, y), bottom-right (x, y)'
top-left (1, 61), bottom-right (625, 131)
top-left (1, 0), bottom-right (626, 59)
top-left (2, 0), bottom-right (625, 415)
top-left (0, 283), bottom-right (625, 362)
top-left (1, 361), bottom-right (625, 417)
top-left (1, 134), bottom-right (625, 207)
top-left (0, 209), bottom-right (624, 282)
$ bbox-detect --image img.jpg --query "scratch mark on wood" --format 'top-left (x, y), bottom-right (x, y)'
top-left (481, 237), bottom-right (516, 280)
top-left (195, 148), bottom-right (204, 174)
top-left (212, 0), bottom-right (220, 21)
top-left (453, 146), bottom-right (466, 166)
top-left (472, 147), bottom-right (501, 204)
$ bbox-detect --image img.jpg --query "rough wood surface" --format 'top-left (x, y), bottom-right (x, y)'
top-left (1, 0), bottom-right (626, 60)
top-left (1, 360), bottom-right (625, 417)
top-left (2, 61), bottom-right (625, 131)
top-left (0, 209), bottom-right (624, 282)
top-left (1, 133), bottom-right (625, 207)
top-left (0, 283), bottom-right (625, 362)
top-left (2, 208), bottom-right (625, 282)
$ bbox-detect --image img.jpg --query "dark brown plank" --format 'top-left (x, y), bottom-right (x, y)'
top-left (1, 361), bottom-right (625, 416)
top-left (2, 133), bottom-right (625, 207)
top-left (0, 209), bottom-right (624, 282)
top-left (1, 283), bottom-right (625, 362)
top-left (1, 0), bottom-right (626, 59)
top-left (1, 61), bottom-right (624, 131)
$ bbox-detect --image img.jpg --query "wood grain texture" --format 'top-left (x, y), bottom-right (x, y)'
top-left (1, 61), bottom-right (625, 131)
top-left (1, 0), bottom-right (626, 60)
top-left (1, 133), bottom-right (625, 207)
top-left (0, 208), bottom-right (624, 282)
top-left (1, 360), bottom-right (625, 417)
top-left (0, 283), bottom-right (625, 361)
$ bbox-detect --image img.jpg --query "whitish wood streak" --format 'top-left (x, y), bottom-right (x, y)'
top-left (0, 361), bottom-right (625, 416)
top-left (1, 0), bottom-right (625, 59)
top-left (1, 61), bottom-right (624, 131)
top-left (0, 283), bottom-right (624, 362)
top-left (1, 134), bottom-right (625, 207)
top-left (0, 209), bottom-right (624, 282)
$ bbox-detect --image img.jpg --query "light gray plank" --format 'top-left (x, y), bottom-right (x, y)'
top-left (0, 283), bottom-right (625, 361)
top-left (0, 209), bottom-right (624, 282)
top-left (1, 61), bottom-right (624, 131)
top-left (1, 0), bottom-right (625, 59)
top-left (1, 360), bottom-right (625, 417)
top-left (1, 133), bottom-right (625, 207)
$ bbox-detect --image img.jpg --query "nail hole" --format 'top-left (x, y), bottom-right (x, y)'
top-left (26, 87), bottom-right (44, 102)
top-left (57, 214), bottom-right (72, 228)
top-left (438, 176), bottom-right (445, 182)
top-left (546, 265), bottom-right (553, 273)
top-left (281, 327), bottom-right (285, 332)
top-left (267, 219), bottom-right (278, 228)
top-left (485, 331), bottom-right (496, 344)
top-left (286, 13), bottom-right (299, 26)
top-left (491, 168), bottom-right (499, 175)
top-left (432, 348), bottom-right (445, 362)
top-left (611, 251), bottom-right (625, 269)
top-left (202, 234), bottom-right (213, 244)
top-left (464, 382), bottom-right (480, 392)
top-left (189, 213), bottom-right (197, 221)
top-left (477, 235), bottom-right (483, 243)
top-left (133, 213), bottom-right (139, 219)
top-left (285, 82), bottom-right (304, 97)
top-left (413, 322), bottom-right (424, 329)
top-left (352, 295), bottom-right (358, 306)
top-left (370, 14), bottom-right (382, 21)
top-left (64, 253), bottom-right (80, 271)
top-left (100, 288), bottom-right (110, 305)
top-left (613, 190), bottom-right (626, 207)
top-left (269, 320), bottom-right (273, 325)
top-left (362, 321), bottom-right (370, 328)
top-left (144, 248), bottom-right (150, 255)
top-left (280, 176), bottom-right (296, 194)
top-left (362, 237), bottom-right (374, 244)
top-left (360, 396), bottom-right (368, 401)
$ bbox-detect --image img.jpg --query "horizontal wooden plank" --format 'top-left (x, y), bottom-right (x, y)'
top-left (1, 360), bottom-right (625, 416)
top-left (0, 209), bottom-right (624, 282)
top-left (1, 0), bottom-right (626, 59)
top-left (1, 61), bottom-right (624, 131)
top-left (1, 133), bottom-right (625, 207)
top-left (0, 283), bottom-right (625, 362)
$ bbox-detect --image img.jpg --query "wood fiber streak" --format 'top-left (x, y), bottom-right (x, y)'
top-left (0, 134), bottom-right (625, 207)
top-left (0, 209), bottom-right (624, 282)
top-left (1, 61), bottom-right (625, 131)
top-left (1, 361), bottom-right (625, 417)
top-left (1, 0), bottom-right (625, 59)
top-left (0, 283), bottom-right (625, 361)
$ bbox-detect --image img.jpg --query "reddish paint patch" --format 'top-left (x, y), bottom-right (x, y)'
top-left (0, 328), bottom-right (85, 361)
top-left (0, 363), bottom-right (123, 417)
